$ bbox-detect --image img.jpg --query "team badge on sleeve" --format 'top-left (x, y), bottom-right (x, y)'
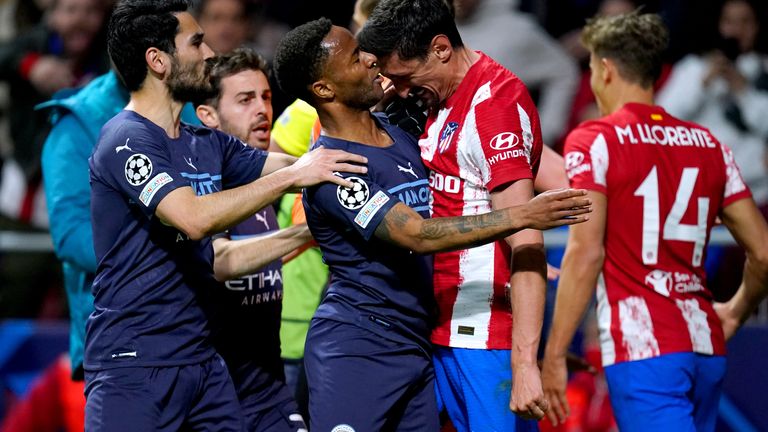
top-left (337, 177), bottom-right (370, 210)
top-left (125, 154), bottom-right (153, 186)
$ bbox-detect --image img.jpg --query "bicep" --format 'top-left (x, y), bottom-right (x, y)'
top-left (565, 191), bottom-right (607, 255)
top-left (155, 186), bottom-right (197, 230)
top-left (534, 146), bottom-right (568, 192)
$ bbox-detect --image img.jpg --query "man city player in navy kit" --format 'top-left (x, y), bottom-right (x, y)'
top-left (85, 2), bottom-right (366, 431)
top-left (273, 19), bottom-right (592, 432)
top-left (195, 48), bottom-right (311, 431)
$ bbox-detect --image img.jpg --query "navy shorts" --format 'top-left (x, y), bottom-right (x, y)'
top-left (304, 319), bottom-right (439, 432)
top-left (84, 354), bottom-right (243, 431)
top-left (244, 392), bottom-right (306, 431)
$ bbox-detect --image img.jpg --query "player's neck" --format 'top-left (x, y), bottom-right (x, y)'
top-left (446, 47), bottom-right (480, 99)
top-left (601, 83), bottom-right (655, 116)
top-left (127, 79), bottom-right (185, 138)
top-left (318, 105), bottom-right (392, 147)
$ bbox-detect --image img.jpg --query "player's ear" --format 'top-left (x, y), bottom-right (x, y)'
top-left (601, 57), bottom-right (614, 85)
top-left (146, 47), bottom-right (168, 76)
top-left (195, 104), bottom-right (220, 129)
top-left (311, 79), bottom-right (334, 102)
top-left (430, 35), bottom-right (452, 63)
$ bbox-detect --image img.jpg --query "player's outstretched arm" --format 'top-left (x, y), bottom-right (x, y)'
top-left (541, 191), bottom-right (606, 427)
top-left (156, 148), bottom-right (367, 240)
top-left (713, 198), bottom-right (768, 340)
top-left (373, 188), bottom-right (591, 254)
top-left (212, 224), bottom-right (313, 281)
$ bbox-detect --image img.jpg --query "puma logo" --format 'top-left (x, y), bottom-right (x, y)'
top-left (184, 156), bottom-right (196, 171)
top-left (255, 212), bottom-right (270, 230)
top-left (397, 162), bottom-right (418, 179)
top-left (115, 138), bottom-right (133, 154)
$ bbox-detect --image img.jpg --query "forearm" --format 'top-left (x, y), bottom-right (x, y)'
top-left (510, 235), bottom-right (547, 367)
top-left (727, 255), bottom-right (768, 323)
top-left (161, 168), bottom-right (294, 240)
top-left (260, 153), bottom-right (297, 176)
top-left (544, 246), bottom-right (603, 359)
top-left (375, 203), bottom-right (527, 254)
top-left (213, 224), bottom-right (313, 280)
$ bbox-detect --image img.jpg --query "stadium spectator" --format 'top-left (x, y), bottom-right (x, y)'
top-left (83, 1), bottom-right (366, 429)
top-left (453, 0), bottom-right (579, 145)
top-left (0, 0), bottom-right (109, 182)
top-left (273, 17), bottom-right (590, 431)
top-left (541, 11), bottom-right (768, 432)
top-left (194, 47), bottom-right (311, 431)
top-left (194, 0), bottom-right (252, 54)
top-left (657, 0), bottom-right (768, 211)
top-left (359, 0), bottom-right (553, 429)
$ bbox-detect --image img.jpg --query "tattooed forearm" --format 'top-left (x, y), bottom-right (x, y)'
top-left (374, 201), bottom-right (523, 254)
top-left (420, 211), bottom-right (509, 240)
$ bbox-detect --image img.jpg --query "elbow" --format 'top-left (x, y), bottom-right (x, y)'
top-left (177, 217), bottom-right (216, 241)
top-left (410, 241), bottom-right (432, 255)
top-left (747, 247), bottom-right (768, 276)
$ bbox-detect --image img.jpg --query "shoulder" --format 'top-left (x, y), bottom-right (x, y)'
top-left (564, 120), bottom-right (612, 150)
top-left (94, 113), bottom-right (161, 160)
top-left (311, 135), bottom-right (348, 152)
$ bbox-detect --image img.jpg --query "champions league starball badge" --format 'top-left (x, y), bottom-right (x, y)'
top-left (124, 154), bottom-right (153, 186)
top-left (337, 177), bottom-right (370, 210)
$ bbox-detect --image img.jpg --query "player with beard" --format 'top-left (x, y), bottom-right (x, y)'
top-left (84, 1), bottom-right (366, 430)
top-left (194, 48), bottom-right (311, 431)
top-left (273, 19), bottom-right (592, 431)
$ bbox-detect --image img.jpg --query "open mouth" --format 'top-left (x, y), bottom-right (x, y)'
top-left (250, 122), bottom-right (271, 140)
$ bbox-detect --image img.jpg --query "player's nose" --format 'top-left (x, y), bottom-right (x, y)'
top-left (360, 50), bottom-right (378, 69)
top-left (201, 42), bottom-right (215, 60)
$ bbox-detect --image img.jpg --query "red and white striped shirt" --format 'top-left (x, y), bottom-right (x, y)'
top-left (564, 103), bottom-right (751, 366)
top-left (422, 52), bottom-right (543, 349)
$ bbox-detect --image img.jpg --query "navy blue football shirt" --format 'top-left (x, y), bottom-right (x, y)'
top-left (303, 114), bottom-right (436, 351)
top-left (212, 207), bottom-right (291, 412)
top-left (86, 110), bottom-right (267, 370)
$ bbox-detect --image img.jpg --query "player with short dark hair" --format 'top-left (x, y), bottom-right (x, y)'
top-left (359, 1), bottom-right (552, 429)
top-left (195, 47), bottom-right (310, 431)
top-left (541, 11), bottom-right (768, 432)
top-left (84, 1), bottom-right (366, 430)
top-left (273, 17), bottom-right (591, 432)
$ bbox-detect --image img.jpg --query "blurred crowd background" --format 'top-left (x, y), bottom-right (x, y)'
top-left (0, 0), bottom-right (766, 431)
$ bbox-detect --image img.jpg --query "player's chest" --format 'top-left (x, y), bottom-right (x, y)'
top-left (167, 146), bottom-right (224, 197)
top-left (368, 150), bottom-right (430, 214)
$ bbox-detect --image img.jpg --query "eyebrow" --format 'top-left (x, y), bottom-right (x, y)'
top-left (190, 32), bottom-right (204, 45)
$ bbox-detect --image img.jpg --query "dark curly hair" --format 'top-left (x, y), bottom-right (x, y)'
top-left (199, 47), bottom-right (269, 108)
top-left (581, 11), bottom-right (669, 88)
top-left (108, 0), bottom-right (190, 92)
top-left (357, 0), bottom-right (462, 61)
top-left (272, 18), bottom-right (333, 104)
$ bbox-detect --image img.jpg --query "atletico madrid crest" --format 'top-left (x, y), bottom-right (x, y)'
top-left (438, 122), bottom-right (459, 153)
